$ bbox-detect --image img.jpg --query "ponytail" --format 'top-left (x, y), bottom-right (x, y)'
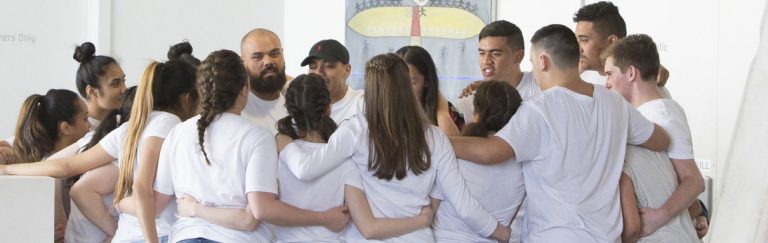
top-left (13, 89), bottom-right (81, 162)
top-left (13, 95), bottom-right (51, 162)
top-left (114, 63), bottom-right (159, 204)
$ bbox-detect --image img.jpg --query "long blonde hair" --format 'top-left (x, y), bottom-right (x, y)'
top-left (113, 60), bottom-right (197, 204)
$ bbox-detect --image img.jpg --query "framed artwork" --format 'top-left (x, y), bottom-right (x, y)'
top-left (345, 0), bottom-right (495, 101)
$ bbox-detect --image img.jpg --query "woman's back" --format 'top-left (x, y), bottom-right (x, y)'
top-left (154, 113), bottom-right (275, 242)
top-left (432, 157), bottom-right (524, 242)
top-left (275, 140), bottom-right (354, 242)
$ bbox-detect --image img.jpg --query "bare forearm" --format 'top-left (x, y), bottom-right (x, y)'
top-left (195, 205), bottom-right (259, 231)
top-left (134, 188), bottom-right (159, 243)
top-left (256, 199), bottom-right (327, 227)
top-left (449, 136), bottom-right (512, 164)
top-left (6, 160), bottom-right (72, 178)
top-left (663, 159), bottom-right (705, 220)
top-left (71, 190), bottom-right (117, 235)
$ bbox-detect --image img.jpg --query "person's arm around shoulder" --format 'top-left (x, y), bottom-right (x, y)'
top-left (639, 124), bottom-right (671, 152)
top-left (1, 145), bottom-right (114, 178)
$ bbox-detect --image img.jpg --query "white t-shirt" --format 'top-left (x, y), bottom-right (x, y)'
top-left (623, 146), bottom-right (700, 243)
top-left (330, 87), bottom-right (364, 124)
top-left (242, 92), bottom-right (288, 135)
top-left (281, 115), bottom-right (499, 242)
top-left (637, 99), bottom-right (693, 160)
top-left (581, 70), bottom-right (607, 86)
top-left (274, 140), bottom-right (355, 242)
top-left (99, 111), bottom-right (181, 242)
top-left (63, 116), bottom-right (109, 243)
top-left (432, 157), bottom-right (525, 243)
top-left (495, 86), bottom-right (655, 243)
top-left (154, 113), bottom-right (276, 242)
top-left (456, 72), bottom-right (540, 122)
top-left (64, 171), bottom-right (118, 243)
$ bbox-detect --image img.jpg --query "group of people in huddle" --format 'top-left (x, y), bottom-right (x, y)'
top-left (0, 1), bottom-right (711, 243)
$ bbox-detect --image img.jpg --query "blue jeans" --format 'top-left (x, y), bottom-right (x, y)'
top-left (129, 235), bottom-right (169, 243)
top-left (176, 238), bottom-right (221, 243)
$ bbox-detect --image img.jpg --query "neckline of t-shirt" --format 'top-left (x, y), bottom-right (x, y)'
top-left (249, 92), bottom-right (284, 106)
top-left (637, 98), bottom-right (671, 110)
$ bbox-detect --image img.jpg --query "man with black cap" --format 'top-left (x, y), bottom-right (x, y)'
top-left (301, 39), bottom-right (364, 123)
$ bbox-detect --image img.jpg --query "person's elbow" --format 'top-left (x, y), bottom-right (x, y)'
top-left (688, 173), bottom-right (706, 195)
top-left (641, 124), bottom-right (671, 152)
top-left (237, 211), bottom-right (262, 231)
top-left (356, 223), bottom-right (387, 240)
top-left (623, 225), bottom-right (642, 243)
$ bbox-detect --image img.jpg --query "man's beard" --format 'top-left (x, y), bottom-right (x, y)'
top-left (249, 66), bottom-right (287, 94)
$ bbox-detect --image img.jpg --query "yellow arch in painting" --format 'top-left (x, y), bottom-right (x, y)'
top-left (348, 7), bottom-right (484, 39)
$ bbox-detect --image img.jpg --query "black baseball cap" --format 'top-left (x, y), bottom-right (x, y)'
top-left (300, 39), bottom-right (350, 66)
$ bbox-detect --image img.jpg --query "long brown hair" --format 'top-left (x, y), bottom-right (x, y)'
top-left (364, 53), bottom-right (431, 180)
top-left (196, 50), bottom-right (248, 165)
top-left (13, 89), bottom-right (81, 162)
top-left (114, 60), bottom-right (197, 204)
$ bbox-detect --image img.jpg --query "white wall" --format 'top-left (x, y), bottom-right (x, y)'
top-left (284, 0), bottom-right (347, 78)
top-left (111, 0), bottom-right (285, 89)
top-left (0, 0), bottom-right (90, 138)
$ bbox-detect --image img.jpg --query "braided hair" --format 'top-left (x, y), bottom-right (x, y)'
top-left (195, 50), bottom-right (248, 165)
top-left (277, 74), bottom-right (337, 141)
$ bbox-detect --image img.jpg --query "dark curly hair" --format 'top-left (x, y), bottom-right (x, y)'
top-left (277, 74), bottom-right (337, 142)
top-left (196, 49), bottom-right (248, 165)
top-left (573, 1), bottom-right (626, 38)
top-left (463, 80), bottom-right (522, 137)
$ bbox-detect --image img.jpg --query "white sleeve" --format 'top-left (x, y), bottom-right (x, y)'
top-left (658, 107), bottom-right (694, 160)
top-left (245, 128), bottom-right (279, 194)
top-left (495, 104), bottom-right (547, 162)
top-left (455, 94), bottom-right (475, 122)
top-left (153, 129), bottom-right (175, 196)
top-left (98, 126), bottom-right (123, 159)
top-left (279, 118), bottom-right (361, 181)
top-left (342, 161), bottom-right (363, 190)
top-left (143, 116), bottom-right (181, 139)
top-left (4, 136), bottom-right (14, 146)
top-left (626, 102), bottom-right (655, 145)
top-left (433, 129), bottom-right (498, 237)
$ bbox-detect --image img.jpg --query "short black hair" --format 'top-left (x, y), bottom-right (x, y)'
top-left (479, 20), bottom-right (524, 51)
top-left (531, 24), bottom-right (580, 69)
top-left (602, 34), bottom-right (660, 81)
top-left (573, 1), bottom-right (627, 38)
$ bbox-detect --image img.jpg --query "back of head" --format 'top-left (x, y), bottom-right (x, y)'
top-left (463, 81), bottom-right (522, 137)
top-left (364, 53), bottom-right (431, 181)
top-left (479, 20), bottom-right (525, 51)
top-left (395, 45), bottom-right (440, 125)
top-left (195, 49), bottom-right (248, 165)
top-left (168, 41), bottom-right (201, 67)
top-left (13, 89), bottom-right (81, 162)
top-left (602, 34), bottom-right (660, 81)
top-left (278, 74), bottom-right (337, 141)
top-left (73, 42), bottom-right (118, 98)
top-left (573, 1), bottom-right (627, 38)
top-left (531, 24), bottom-right (581, 69)
top-left (115, 59), bottom-right (198, 204)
